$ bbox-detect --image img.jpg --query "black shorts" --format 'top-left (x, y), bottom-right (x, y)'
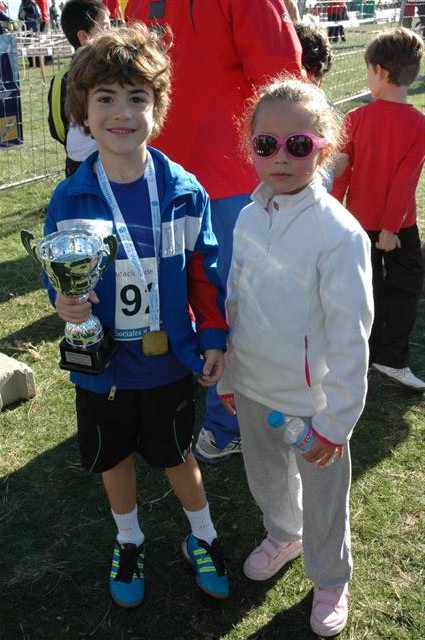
top-left (75, 375), bottom-right (195, 473)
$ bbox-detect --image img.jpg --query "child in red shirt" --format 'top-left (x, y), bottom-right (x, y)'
top-left (332, 27), bottom-right (425, 391)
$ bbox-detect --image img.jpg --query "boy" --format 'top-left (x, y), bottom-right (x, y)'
top-left (332, 27), bottom-right (425, 391)
top-left (44, 25), bottom-right (229, 608)
top-left (47, 0), bottom-right (110, 176)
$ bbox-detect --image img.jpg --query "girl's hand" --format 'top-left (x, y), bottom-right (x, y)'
top-left (198, 349), bottom-right (224, 387)
top-left (219, 393), bottom-right (237, 415)
top-left (302, 440), bottom-right (344, 467)
top-left (376, 229), bottom-right (401, 252)
top-left (55, 291), bottom-right (99, 324)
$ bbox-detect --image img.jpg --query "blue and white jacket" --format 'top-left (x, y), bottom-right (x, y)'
top-left (44, 148), bottom-right (228, 393)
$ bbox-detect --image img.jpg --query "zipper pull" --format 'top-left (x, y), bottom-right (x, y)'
top-left (108, 385), bottom-right (117, 401)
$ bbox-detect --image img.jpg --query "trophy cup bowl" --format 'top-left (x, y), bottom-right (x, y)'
top-left (21, 228), bottom-right (118, 374)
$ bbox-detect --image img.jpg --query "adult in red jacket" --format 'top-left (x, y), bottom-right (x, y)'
top-left (125, 0), bottom-right (303, 461)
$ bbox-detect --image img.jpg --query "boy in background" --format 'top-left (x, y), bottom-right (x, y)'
top-left (332, 27), bottom-right (425, 391)
top-left (47, 0), bottom-right (110, 176)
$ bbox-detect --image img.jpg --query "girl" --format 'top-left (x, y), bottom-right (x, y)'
top-left (218, 76), bottom-right (374, 637)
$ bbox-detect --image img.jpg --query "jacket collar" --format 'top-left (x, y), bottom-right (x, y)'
top-left (251, 176), bottom-right (326, 213)
top-left (66, 147), bottom-right (201, 204)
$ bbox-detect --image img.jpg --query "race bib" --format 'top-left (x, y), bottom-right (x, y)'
top-left (114, 257), bottom-right (157, 341)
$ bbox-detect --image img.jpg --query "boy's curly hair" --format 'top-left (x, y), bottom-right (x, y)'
top-left (65, 24), bottom-right (172, 138)
top-left (365, 26), bottom-right (424, 86)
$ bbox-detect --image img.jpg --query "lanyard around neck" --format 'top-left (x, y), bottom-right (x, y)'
top-left (96, 151), bottom-right (162, 332)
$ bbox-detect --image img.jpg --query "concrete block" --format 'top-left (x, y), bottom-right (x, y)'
top-left (0, 353), bottom-right (36, 411)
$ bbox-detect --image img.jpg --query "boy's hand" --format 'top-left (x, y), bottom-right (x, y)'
top-left (333, 152), bottom-right (350, 177)
top-left (376, 229), bottom-right (401, 252)
top-left (302, 440), bottom-right (344, 468)
top-left (219, 393), bottom-right (237, 415)
top-left (55, 291), bottom-right (99, 324)
top-left (197, 349), bottom-right (224, 387)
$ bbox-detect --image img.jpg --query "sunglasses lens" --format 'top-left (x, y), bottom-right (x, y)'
top-left (252, 134), bottom-right (278, 157)
top-left (286, 135), bottom-right (313, 158)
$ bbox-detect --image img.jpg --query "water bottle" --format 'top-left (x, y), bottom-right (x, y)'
top-left (267, 411), bottom-right (316, 453)
top-left (267, 411), bottom-right (335, 464)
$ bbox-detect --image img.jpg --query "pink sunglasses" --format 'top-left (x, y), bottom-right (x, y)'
top-left (251, 132), bottom-right (328, 159)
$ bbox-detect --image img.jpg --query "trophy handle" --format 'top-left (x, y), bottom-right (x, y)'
top-left (21, 229), bottom-right (41, 266)
top-left (99, 235), bottom-right (118, 274)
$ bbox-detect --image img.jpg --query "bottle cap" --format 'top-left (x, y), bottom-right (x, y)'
top-left (267, 411), bottom-right (285, 429)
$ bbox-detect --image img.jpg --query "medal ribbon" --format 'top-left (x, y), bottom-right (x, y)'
top-left (96, 151), bottom-right (161, 333)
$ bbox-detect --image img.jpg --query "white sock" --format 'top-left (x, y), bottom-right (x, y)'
top-left (111, 505), bottom-right (144, 547)
top-left (183, 503), bottom-right (217, 545)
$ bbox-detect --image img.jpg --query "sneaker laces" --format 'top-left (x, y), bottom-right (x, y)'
top-left (197, 538), bottom-right (227, 576)
top-left (115, 543), bottom-right (142, 583)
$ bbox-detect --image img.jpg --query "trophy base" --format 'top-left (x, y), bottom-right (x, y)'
top-left (59, 331), bottom-right (118, 374)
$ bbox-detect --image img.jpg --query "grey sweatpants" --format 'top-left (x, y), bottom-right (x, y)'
top-left (236, 391), bottom-right (352, 588)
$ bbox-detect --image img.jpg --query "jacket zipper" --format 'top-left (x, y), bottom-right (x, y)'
top-left (304, 336), bottom-right (311, 387)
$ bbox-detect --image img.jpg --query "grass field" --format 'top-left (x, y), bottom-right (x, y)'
top-left (0, 201), bottom-right (424, 640)
top-left (1, 21), bottom-right (425, 640)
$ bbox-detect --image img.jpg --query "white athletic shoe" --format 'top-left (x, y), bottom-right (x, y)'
top-left (194, 428), bottom-right (242, 463)
top-left (372, 364), bottom-right (425, 391)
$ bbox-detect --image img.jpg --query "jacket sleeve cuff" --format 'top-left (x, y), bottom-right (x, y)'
top-left (198, 328), bottom-right (227, 353)
top-left (314, 430), bottom-right (340, 447)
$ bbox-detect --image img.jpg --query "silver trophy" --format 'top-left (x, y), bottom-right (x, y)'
top-left (21, 228), bottom-right (118, 374)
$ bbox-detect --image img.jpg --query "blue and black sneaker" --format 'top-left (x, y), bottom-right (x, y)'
top-left (109, 542), bottom-right (145, 608)
top-left (182, 534), bottom-right (229, 599)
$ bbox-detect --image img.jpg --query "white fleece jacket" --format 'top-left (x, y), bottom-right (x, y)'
top-left (217, 178), bottom-right (374, 444)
